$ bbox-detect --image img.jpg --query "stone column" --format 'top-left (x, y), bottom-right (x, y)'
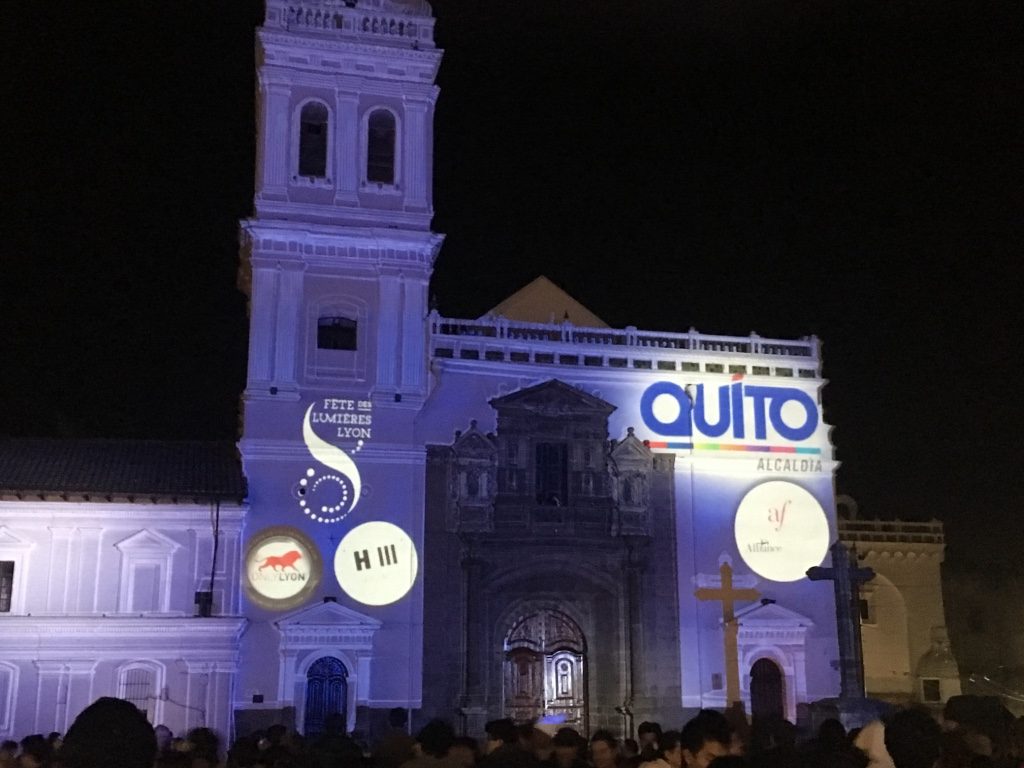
top-left (376, 275), bottom-right (402, 389)
top-left (399, 275), bottom-right (428, 394)
top-left (623, 543), bottom-right (645, 737)
top-left (33, 662), bottom-right (64, 733)
top-left (208, 663), bottom-right (238, 743)
top-left (334, 91), bottom-right (360, 205)
top-left (248, 264), bottom-right (279, 387)
top-left (73, 528), bottom-right (101, 612)
top-left (272, 260), bottom-right (305, 391)
top-left (183, 661), bottom-right (212, 733)
top-left (45, 527), bottom-right (74, 612)
top-left (260, 82), bottom-right (292, 198)
top-left (461, 545), bottom-right (487, 735)
top-left (401, 100), bottom-right (429, 210)
top-left (64, 662), bottom-right (97, 730)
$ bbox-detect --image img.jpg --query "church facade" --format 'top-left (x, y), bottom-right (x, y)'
top-left (0, 0), bottom-right (862, 741)
top-left (234, 0), bottom-right (843, 735)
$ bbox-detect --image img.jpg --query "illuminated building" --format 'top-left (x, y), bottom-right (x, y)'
top-left (836, 498), bottom-right (961, 707)
top-left (0, 0), bottom-right (915, 740)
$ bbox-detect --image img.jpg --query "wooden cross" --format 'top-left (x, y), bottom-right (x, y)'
top-left (807, 541), bottom-right (875, 698)
top-left (695, 560), bottom-right (760, 707)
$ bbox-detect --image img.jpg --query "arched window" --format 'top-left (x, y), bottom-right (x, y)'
top-left (299, 102), bottom-right (329, 178)
top-left (117, 662), bottom-right (162, 722)
top-left (366, 110), bottom-right (396, 184)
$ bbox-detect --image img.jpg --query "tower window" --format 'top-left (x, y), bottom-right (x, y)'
top-left (367, 109), bottom-right (396, 184)
top-left (535, 442), bottom-right (568, 506)
top-left (0, 562), bottom-right (13, 613)
top-left (299, 102), bottom-right (329, 178)
top-left (859, 595), bottom-right (876, 625)
top-left (921, 678), bottom-right (941, 703)
top-left (318, 316), bottom-right (357, 351)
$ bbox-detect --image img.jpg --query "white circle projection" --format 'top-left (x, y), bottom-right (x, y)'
top-left (244, 526), bottom-right (322, 610)
top-left (334, 522), bottom-right (418, 606)
top-left (734, 480), bottom-right (830, 582)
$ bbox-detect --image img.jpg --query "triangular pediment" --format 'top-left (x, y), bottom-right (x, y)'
top-left (610, 429), bottom-right (653, 462)
top-left (114, 528), bottom-right (181, 554)
top-left (489, 379), bottom-right (616, 417)
top-left (738, 601), bottom-right (814, 627)
top-left (452, 422), bottom-right (497, 455)
top-left (276, 599), bottom-right (382, 630)
top-left (482, 276), bottom-right (608, 328)
top-left (0, 526), bottom-right (34, 550)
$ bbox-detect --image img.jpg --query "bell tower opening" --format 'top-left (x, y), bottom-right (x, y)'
top-left (503, 609), bottom-right (587, 732)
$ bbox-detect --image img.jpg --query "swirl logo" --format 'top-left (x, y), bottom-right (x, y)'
top-left (298, 404), bottom-right (364, 524)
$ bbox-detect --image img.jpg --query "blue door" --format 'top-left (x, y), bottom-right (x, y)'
top-left (304, 656), bottom-right (348, 736)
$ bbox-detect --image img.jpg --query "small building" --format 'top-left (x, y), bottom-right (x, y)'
top-left (837, 495), bottom-right (961, 707)
top-left (0, 440), bottom-right (246, 740)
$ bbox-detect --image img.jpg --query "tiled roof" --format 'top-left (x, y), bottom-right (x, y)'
top-left (0, 439), bottom-right (246, 502)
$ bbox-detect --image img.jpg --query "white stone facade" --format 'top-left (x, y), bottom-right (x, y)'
top-left (837, 497), bottom-right (959, 705)
top-left (0, 500), bottom-right (246, 740)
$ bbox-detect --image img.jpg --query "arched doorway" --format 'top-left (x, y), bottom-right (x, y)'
top-left (750, 658), bottom-right (784, 720)
top-left (503, 610), bottom-right (587, 730)
top-left (304, 656), bottom-right (348, 737)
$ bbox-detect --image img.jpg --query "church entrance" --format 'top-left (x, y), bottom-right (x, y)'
top-left (749, 658), bottom-right (784, 720)
top-left (304, 656), bottom-right (348, 737)
top-left (503, 610), bottom-right (587, 730)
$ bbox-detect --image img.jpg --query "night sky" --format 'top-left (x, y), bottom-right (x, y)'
top-left (2, 1), bottom-right (1020, 562)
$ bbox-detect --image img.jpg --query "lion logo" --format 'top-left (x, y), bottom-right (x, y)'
top-left (258, 550), bottom-right (303, 572)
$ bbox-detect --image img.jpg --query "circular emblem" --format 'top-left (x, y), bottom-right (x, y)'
top-left (298, 404), bottom-right (365, 524)
top-left (244, 526), bottom-right (322, 610)
top-left (734, 480), bottom-right (830, 582)
top-left (333, 522), bottom-right (418, 606)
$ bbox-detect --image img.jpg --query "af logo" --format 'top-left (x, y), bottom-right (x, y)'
top-left (734, 481), bottom-right (829, 583)
top-left (768, 500), bottom-right (790, 532)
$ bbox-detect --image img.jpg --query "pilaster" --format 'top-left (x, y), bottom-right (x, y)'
top-left (260, 82), bottom-right (292, 198)
top-left (334, 91), bottom-right (360, 204)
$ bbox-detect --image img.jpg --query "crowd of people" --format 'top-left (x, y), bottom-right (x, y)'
top-left (2, 696), bottom-right (1023, 768)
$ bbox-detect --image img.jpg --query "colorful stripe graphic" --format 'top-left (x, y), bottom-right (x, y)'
top-left (645, 441), bottom-right (821, 455)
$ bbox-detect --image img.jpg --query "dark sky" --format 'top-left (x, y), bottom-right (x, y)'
top-left (1, 1), bottom-right (1021, 562)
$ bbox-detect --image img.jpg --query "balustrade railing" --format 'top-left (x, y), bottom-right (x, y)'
top-left (429, 310), bottom-right (819, 363)
top-left (269, 2), bottom-right (434, 46)
top-left (839, 518), bottom-right (944, 544)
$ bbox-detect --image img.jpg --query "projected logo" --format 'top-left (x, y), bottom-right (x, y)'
top-left (298, 399), bottom-right (372, 524)
top-left (640, 377), bottom-right (822, 454)
top-left (734, 480), bottom-right (829, 582)
top-left (244, 526), bottom-right (322, 610)
top-left (334, 522), bottom-right (418, 607)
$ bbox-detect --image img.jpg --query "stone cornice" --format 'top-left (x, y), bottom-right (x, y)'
top-left (738, 626), bottom-right (810, 644)
top-left (259, 60), bottom-right (441, 97)
top-left (279, 628), bottom-right (377, 651)
top-left (243, 219), bottom-right (443, 253)
top-left (258, 31), bottom-right (441, 74)
top-left (0, 617), bottom-right (247, 652)
top-left (0, 500), bottom-right (246, 525)
top-left (239, 437), bottom-right (425, 463)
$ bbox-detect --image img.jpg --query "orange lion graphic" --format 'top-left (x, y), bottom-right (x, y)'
top-left (258, 550), bottom-right (303, 571)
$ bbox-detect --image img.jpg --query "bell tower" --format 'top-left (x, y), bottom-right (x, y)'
top-left (241, 0), bottom-right (443, 404)
top-left (236, 0), bottom-right (443, 725)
